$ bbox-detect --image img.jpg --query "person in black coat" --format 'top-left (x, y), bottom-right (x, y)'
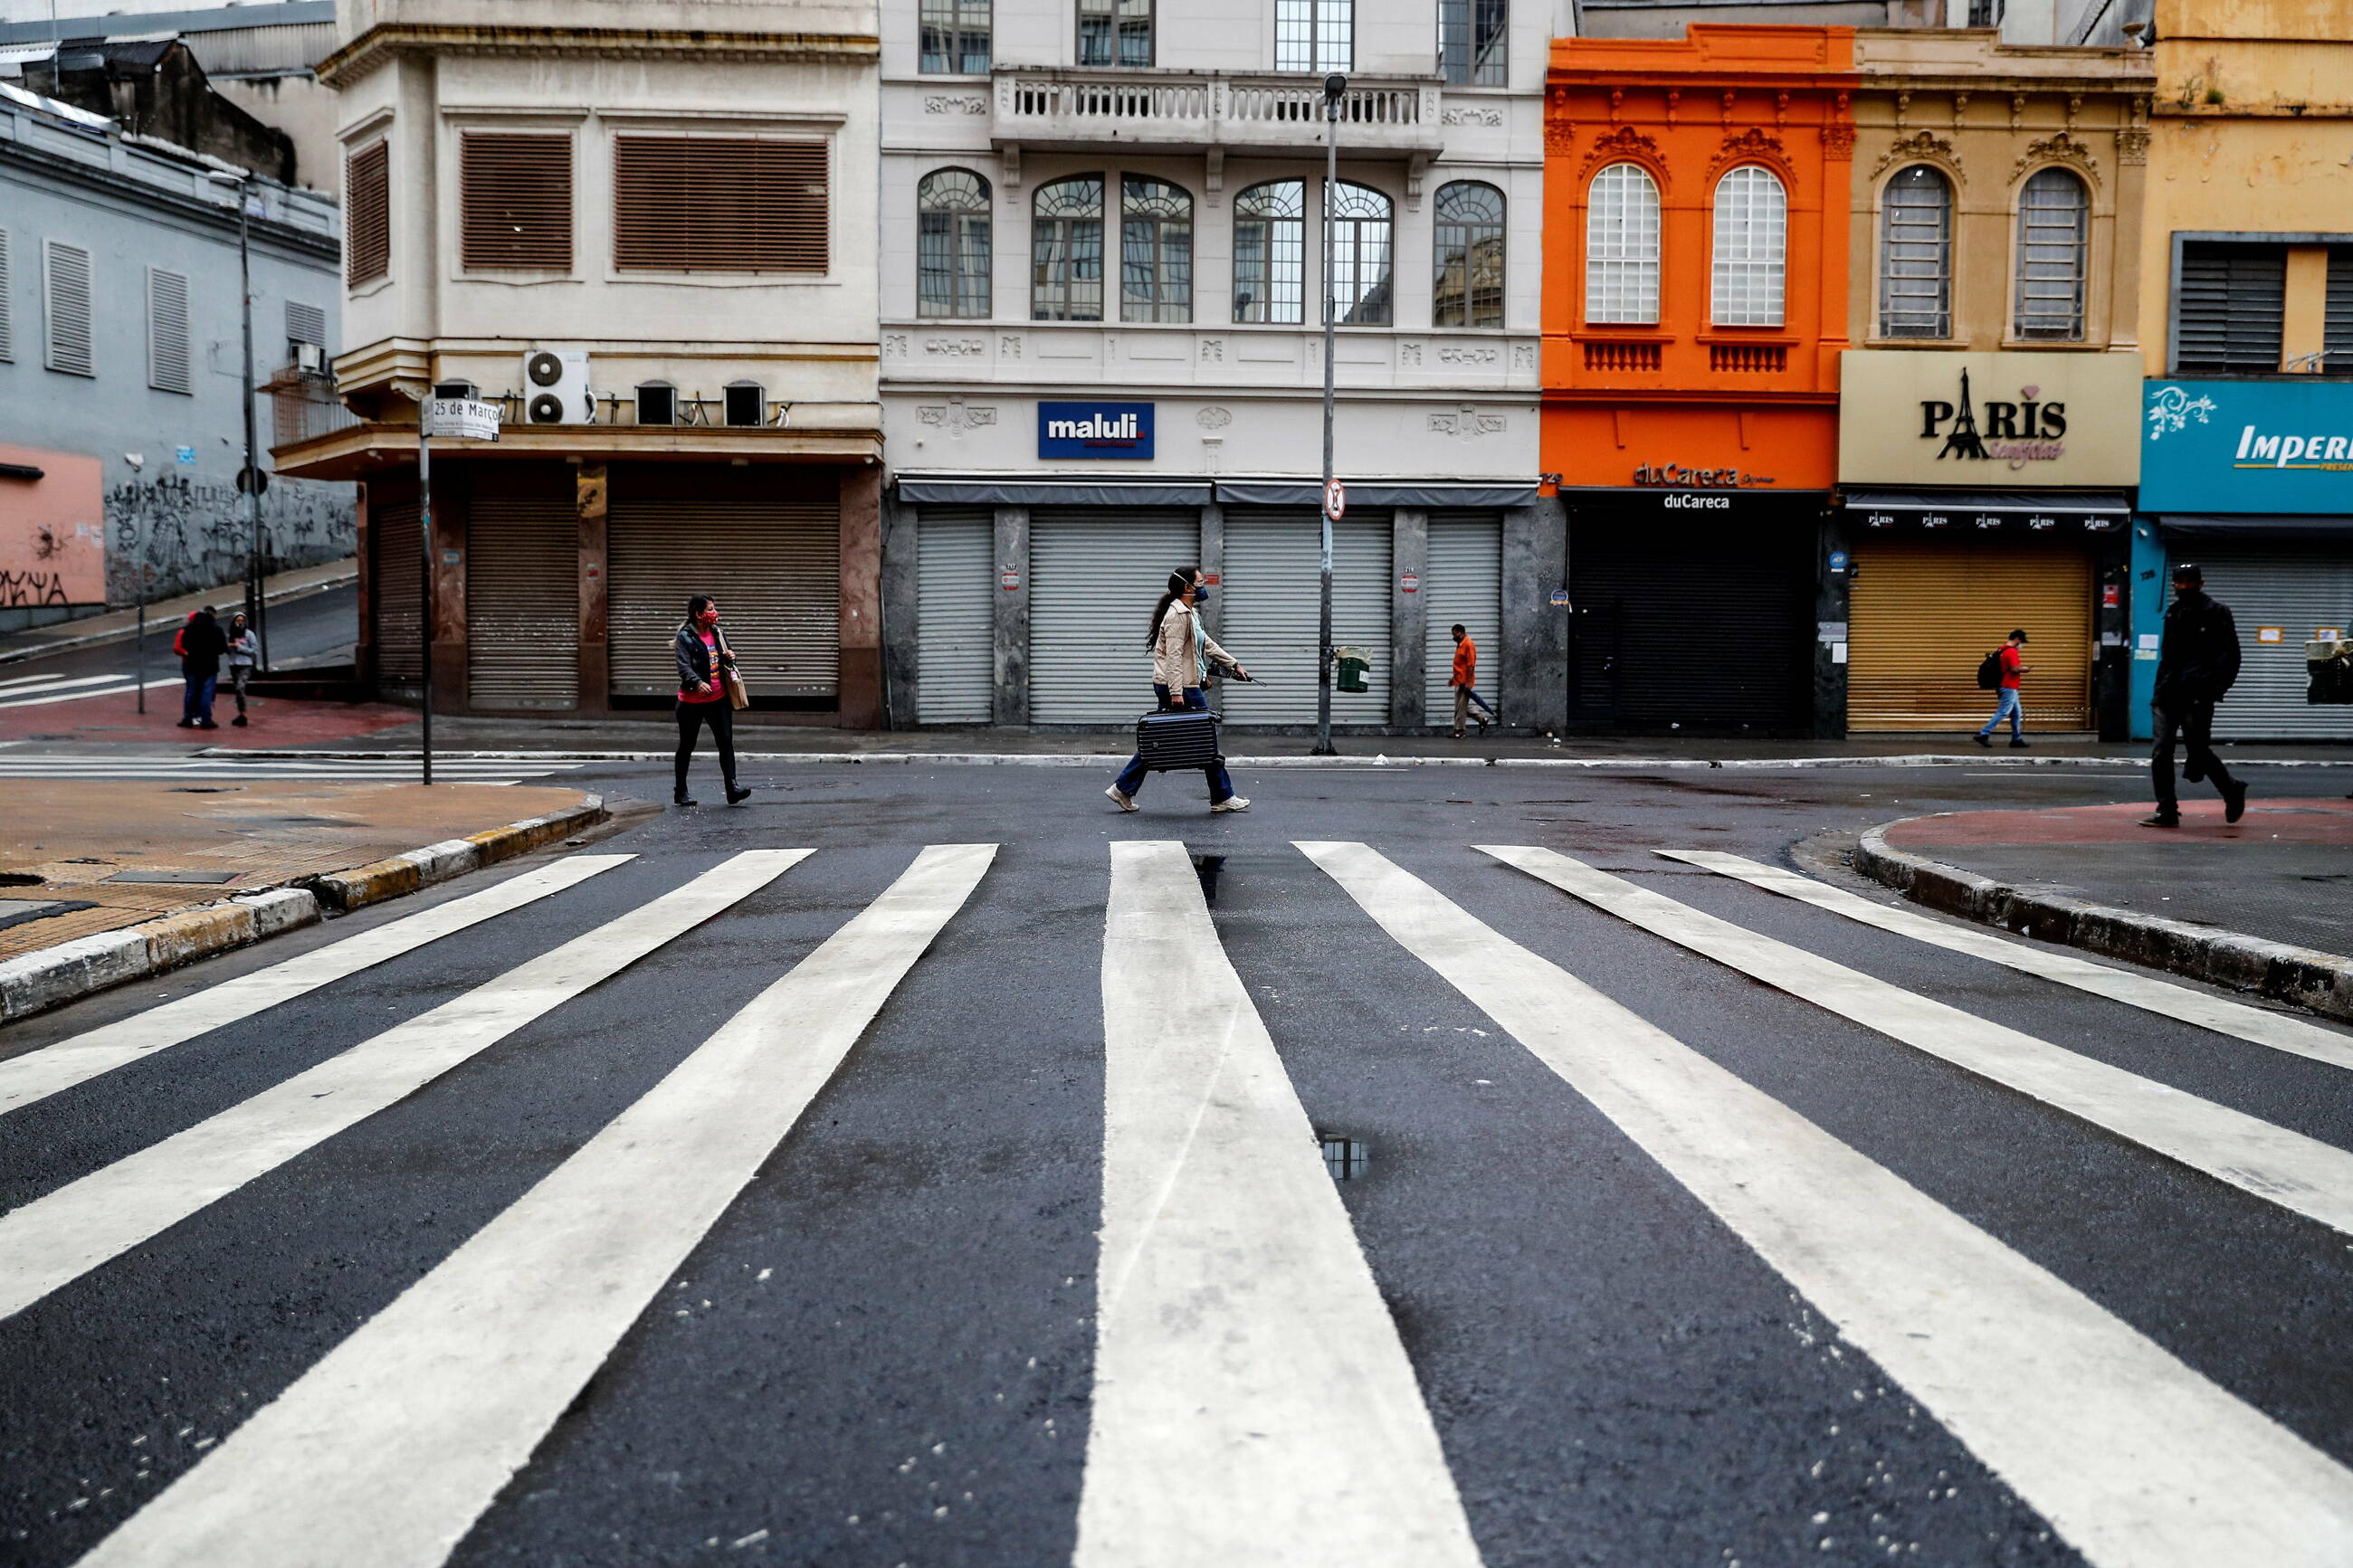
top-left (175, 605), bottom-right (229, 730)
top-left (2146, 562), bottom-right (2247, 828)
top-left (672, 594), bottom-right (751, 808)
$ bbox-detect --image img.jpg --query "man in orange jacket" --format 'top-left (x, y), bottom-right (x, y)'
top-left (1449, 623), bottom-right (1497, 738)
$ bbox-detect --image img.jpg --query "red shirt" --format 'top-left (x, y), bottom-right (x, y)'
top-left (2000, 644), bottom-right (2024, 690)
top-left (680, 630), bottom-right (724, 703)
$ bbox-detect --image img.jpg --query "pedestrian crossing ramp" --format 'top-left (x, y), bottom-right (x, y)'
top-left (5, 837), bottom-right (2353, 1565)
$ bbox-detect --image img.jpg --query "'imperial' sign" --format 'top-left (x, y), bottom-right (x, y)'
top-left (1038, 401), bottom-right (1154, 460)
top-left (2142, 379), bottom-right (2353, 513)
top-left (1838, 351), bottom-right (2140, 487)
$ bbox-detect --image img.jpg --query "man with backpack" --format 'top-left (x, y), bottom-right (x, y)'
top-left (173, 606), bottom-right (228, 730)
top-left (2145, 562), bottom-right (2248, 829)
top-left (1973, 630), bottom-right (2032, 749)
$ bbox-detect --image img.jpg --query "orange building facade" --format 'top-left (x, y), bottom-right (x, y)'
top-left (1543, 27), bottom-right (1858, 735)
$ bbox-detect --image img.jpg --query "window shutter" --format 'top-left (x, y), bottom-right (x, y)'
top-left (2325, 248), bottom-right (2353, 374)
top-left (2176, 242), bottom-right (2285, 373)
top-left (613, 137), bottom-right (829, 273)
top-left (43, 240), bottom-right (93, 377)
top-left (286, 299), bottom-right (327, 352)
top-left (147, 266), bottom-right (192, 394)
top-left (347, 141), bottom-right (390, 285)
top-left (461, 133), bottom-right (574, 271)
top-left (0, 229), bottom-right (13, 363)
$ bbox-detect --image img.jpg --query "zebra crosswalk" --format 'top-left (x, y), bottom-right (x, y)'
top-left (6, 837), bottom-right (2353, 1566)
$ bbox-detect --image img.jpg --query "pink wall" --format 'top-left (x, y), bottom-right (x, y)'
top-left (0, 444), bottom-right (107, 609)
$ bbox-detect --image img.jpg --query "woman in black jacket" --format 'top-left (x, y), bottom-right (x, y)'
top-left (674, 594), bottom-right (751, 807)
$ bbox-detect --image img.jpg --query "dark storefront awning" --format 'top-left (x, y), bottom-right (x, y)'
top-left (892, 476), bottom-right (1539, 509)
top-left (1841, 488), bottom-right (2131, 535)
top-left (1212, 480), bottom-right (1539, 508)
top-left (2154, 513), bottom-right (2353, 541)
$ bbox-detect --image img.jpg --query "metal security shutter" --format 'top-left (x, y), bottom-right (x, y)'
top-left (466, 465), bottom-right (579, 711)
top-left (2176, 242), bottom-right (2286, 375)
top-left (613, 138), bottom-right (829, 274)
top-left (607, 466), bottom-right (839, 700)
top-left (1848, 539), bottom-right (2091, 730)
top-left (347, 141), bottom-right (389, 285)
top-left (1571, 515), bottom-right (1812, 729)
top-left (460, 133), bottom-right (574, 271)
top-left (2198, 547), bottom-right (2353, 740)
top-left (917, 509), bottom-right (994, 723)
top-left (1222, 510), bottom-right (1392, 727)
top-left (1030, 509), bottom-right (1200, 723)
top-left (1423, 511), bottom-right (1502, 722)
top-left (2326, 248), bottom-right (2353, 374)
top-left (371, 500), bottom-right (424, 685)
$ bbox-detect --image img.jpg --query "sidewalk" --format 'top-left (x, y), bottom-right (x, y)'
top-left (0, 686), bottom-right (414, 748)
top-left (0, 779), bottom-right (596, 965)
top-left (0, 557), bottom-right (357, 665)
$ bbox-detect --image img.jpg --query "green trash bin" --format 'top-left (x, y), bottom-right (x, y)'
top-left (1333, 645), bottom-right (1371, 693)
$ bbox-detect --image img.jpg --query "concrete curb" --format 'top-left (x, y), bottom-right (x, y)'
top-left (203, 748), bottom-right (2353, 772)
top-left (0, 569), bottom-right (359, 667)
top-left (1853, 816), bottom-right (2353, 1024)
top-left (0, 794), bottom-right (607, 1025)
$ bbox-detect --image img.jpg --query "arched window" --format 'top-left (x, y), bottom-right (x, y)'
top-left (1585, 163), bottom-right (1660, 326)
top-left (1328, 180), bottom-right (1393, 326)
top-left (1234, 180), bottom-right (1305, 325)
top-left (1032, 176), bottom-right (1104, 322)
top-left (2014, 167), bottom-right (2088, 341)
top-left (918, 168), bottom-right (992, 319)
top-left (1120, 176), bottom-right (1192, 323)
top-left (1710, 166), bottom-right (1786, 328)
top-left (1878, 165), bottom-right (1951, 338)
top-left (1434, 181), bottom-right (1505, 328)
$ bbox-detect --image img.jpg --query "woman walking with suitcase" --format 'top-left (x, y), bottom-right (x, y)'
top-left (1106, 565), bottom-right (1251, 813)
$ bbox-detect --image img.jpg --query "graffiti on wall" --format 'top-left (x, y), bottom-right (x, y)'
top-left (0, 443), bottom-right (107, 606)
top-left (104, 472), bottom-right (354, 603)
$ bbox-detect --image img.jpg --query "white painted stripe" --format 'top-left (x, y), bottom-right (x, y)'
top-left (1483, 845), bottom-right (2353, 1239)
top-left (1301, 840), bottom-right (2353, 1568)
top-left (0, 851), bottom-right (805, 1323)
top-left (75, 843), bottom-right (994, 1568)
top-left (1661, 851), bottom-right (2353, 1073)
top-left (1076, 841), bottom-right (1481, 1568)
top-left (0, 856), bottom-right (630, 1117)
top-left (0, 679), bottom-right (174, 709)
top-left (0, 671), bottom-right (79, 691)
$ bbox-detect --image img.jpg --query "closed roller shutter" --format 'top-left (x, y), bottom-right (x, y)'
top-left (466, 465), bottom-right (579, 711)
top-left (2198, 547), bottom-right (2353, 740)
top-left (371, 499), bottom-right (423, 685)
top-left (1030, 510), bottom-right (1200, 723)
top-left (1222, 510), bottom-right (1391, 727)
top-left (1848, 539), bottom-right (2091, 730)
top-left (1424, 511), bottom-right (1502, 723)
top-left (607, 466), bottom-right (839, 700)
top-left (918, 509), bottom-right (994, 723)
top-left (1571, 515), bottom-right (1812, 729)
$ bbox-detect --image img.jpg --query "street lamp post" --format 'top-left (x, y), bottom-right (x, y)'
top-left (1314, 71), bottom-right (1346, 758)
top-left (208, 170), bottom-right (267, 671)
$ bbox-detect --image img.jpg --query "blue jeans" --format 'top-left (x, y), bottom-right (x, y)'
top-left (1979, 687), bottom-right (2023, 739)
top-left (181, 672), bottom-right (217, 724)
top-left (1114, 685), bottom-right (1234, 803)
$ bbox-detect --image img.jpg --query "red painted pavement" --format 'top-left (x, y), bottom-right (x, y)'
top-left (0, 685), bottom-right (416, 747)
top-left (1888, 798), bottom-right (2353, 849)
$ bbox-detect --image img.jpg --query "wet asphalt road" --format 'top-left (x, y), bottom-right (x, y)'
top-left (0, 583), bottom-right (357, 689)
top-left (5, 760), bottom-right (2353, 1567)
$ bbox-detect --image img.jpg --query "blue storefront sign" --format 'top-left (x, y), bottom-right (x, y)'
top-left (1038, 401), bottom-right (1154, 461)
top-left (2142, 379), bottom-right (2353, 513)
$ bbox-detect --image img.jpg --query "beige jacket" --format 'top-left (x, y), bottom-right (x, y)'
top-left (1150, 600), bottom-right (1233, 695)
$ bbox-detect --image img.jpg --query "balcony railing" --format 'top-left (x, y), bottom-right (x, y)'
top-left (993, 70), bottom-right (1443, 157)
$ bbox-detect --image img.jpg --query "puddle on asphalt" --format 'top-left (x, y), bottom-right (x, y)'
top-left (1319, 1135), bottom-right (1370, 1182)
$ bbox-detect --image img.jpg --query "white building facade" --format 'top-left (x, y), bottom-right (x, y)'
top-left (876, 0), bottom-right (1566, 732)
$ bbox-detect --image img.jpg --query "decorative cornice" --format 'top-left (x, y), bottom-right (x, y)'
top-left (1822, 123), bottom-right (1854, 162)
top-left (2015, 128), bottom-right (2098, 183)
top-left (1872, 128), bottom-right (1958, 182)
top-left (1577, 123), bottom-right (1663, 183)
top-left (319, 24), bottom-right (880, 90)
top-left (1707, 126), bottom-right (1788, 181)
top-left (2115, 125), bottom-right (2149, 166)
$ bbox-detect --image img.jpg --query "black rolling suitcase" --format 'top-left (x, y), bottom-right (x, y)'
top-left (1134, 707), bottom-right (1222, 773)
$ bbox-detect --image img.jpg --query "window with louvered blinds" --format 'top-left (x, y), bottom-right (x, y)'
top-left (148, 267), bottom-right (192, 394)
top-left (347, 141), bottom-right (389, 286)
top-left (0, 229), bottom-right (13, 363)
top-left (43, 240), bottom-right (92, 377)
top-left (2326, 248), bottom-right (2353, 374)
top-left (613, 137), bottom-right (829, 273)
top-left (461, 133), bottom-right (573, 271)
top-left (2175, 242), bottom-right (2285, 374)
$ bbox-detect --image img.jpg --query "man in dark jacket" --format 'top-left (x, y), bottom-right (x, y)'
top-left (175, 606), bottom-right (229, 730)
top-left (2146, 563), bottom-right (2246, 828)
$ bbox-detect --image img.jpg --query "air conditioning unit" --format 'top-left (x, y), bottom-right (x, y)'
top-left (520, 348), bottom-right (593, 425)
top-left (294, 341), bottom-right (323, 374)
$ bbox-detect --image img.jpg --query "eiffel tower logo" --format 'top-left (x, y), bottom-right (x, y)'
top-left (1938, 366), bottom-right (1991, 461)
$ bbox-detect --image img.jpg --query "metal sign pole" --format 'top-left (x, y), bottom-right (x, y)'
top-left (1314, 71), bottom-right (1346, 758)
top-left (417, 413), bottom-right (434, 786)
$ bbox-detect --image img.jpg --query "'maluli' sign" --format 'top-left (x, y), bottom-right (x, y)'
top-left (1039, 401), bottom-right (1154, 460)
top-left (2142, 379), bottom-right (2353, 513)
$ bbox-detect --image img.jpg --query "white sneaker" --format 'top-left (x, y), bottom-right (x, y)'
top-left (1105, 784), bottom-right (1138, 813)
top-left (1210, 795), bottom-right (1251, 813)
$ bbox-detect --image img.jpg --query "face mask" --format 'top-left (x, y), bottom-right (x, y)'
top-left (1191, 585), bottom-right (1210, 608)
